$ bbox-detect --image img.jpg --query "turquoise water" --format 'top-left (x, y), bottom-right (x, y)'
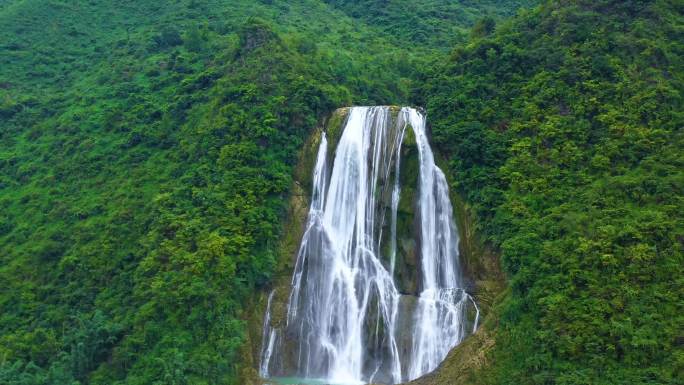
top-left (264, 377), bottom-right (364, 385)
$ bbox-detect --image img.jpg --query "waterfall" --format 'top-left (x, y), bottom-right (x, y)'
top-left (260, 290), bottom-right (278, 378)
top-left (260, 106), bottom-right (478, 384)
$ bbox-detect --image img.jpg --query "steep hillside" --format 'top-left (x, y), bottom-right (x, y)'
top-left (0, 0), bottom-right (534, 384)
top-left (420, 0), bottom-right (683, 383)
top-left (324, 0), bottom-right (537, 47)
top-left (4, 0), bottom-right (679, 384)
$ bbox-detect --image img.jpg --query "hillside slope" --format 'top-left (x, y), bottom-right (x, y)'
top-left (0, 1), bottom-right (533, 384)
top-left (421, 0), bottom-right (683, 383)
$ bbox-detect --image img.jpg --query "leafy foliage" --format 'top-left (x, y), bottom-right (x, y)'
top-left (4, 0), bottom-right (679, 383)
top-left (423, 1), bottom-right (683, 383)
top-left (324, 0), bottom-right (536, 47)
top-left (0, 0), bottom-right (532, 383)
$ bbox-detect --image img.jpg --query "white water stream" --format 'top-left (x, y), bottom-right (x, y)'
top-left (260, 107), bottom-right (478, 384)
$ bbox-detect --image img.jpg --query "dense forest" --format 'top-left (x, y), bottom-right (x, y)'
top-left (422, 1), bottom-right (683, 383)
top-left (0, 0), bottom-right (681, 385)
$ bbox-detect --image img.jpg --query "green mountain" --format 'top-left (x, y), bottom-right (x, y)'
top-left (0, 0), bottom-right (681, 384)
top-left (420, 1), bottom-right (683, 383)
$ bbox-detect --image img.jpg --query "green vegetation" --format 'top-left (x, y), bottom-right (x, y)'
top-left (324, 0), bottom-right (536, 47)
top-left (423, 0), bottom-right (683, 383)
top-left (1, 0), bottom-right (681, 384)
top-left (0, 0), bottom-right (529, 384)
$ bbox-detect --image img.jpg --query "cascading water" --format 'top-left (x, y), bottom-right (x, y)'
top-left (260, 106), bottom-right (478, 384)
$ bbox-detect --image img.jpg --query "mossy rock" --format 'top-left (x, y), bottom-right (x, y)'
top-left (400, 154), bottom-right (508, 385)
top-left (405, 291), bottom-right (509, 385)
top-left (242, 107), bottom-right (355, 382)
top-left (393, 124), bottom-right (420, 294)
top-left (324, 106), bottom-right (350, 157)
top-left (245, 107), bottom-right (507, 384)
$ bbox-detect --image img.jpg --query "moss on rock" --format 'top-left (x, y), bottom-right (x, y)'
top-left (243, 107), bottom-right (352, 383)
top-left (245, 107), bottom-right (507, 385)
top-left (400, 155), bottom-right (508, 385)
top-left (393, 124), bottom-right (420, 294)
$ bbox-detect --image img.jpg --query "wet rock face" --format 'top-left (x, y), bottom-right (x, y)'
top-left (312, 107), bottom-right (423, 298)
top-left (250, 109), bottom-right (355, 381)
top-left (395, 295), bottom-right (419, 361)
top-left (250, 107), bottom-right (493, 384)
top-left (392, 125), bottom-right (420, 295)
